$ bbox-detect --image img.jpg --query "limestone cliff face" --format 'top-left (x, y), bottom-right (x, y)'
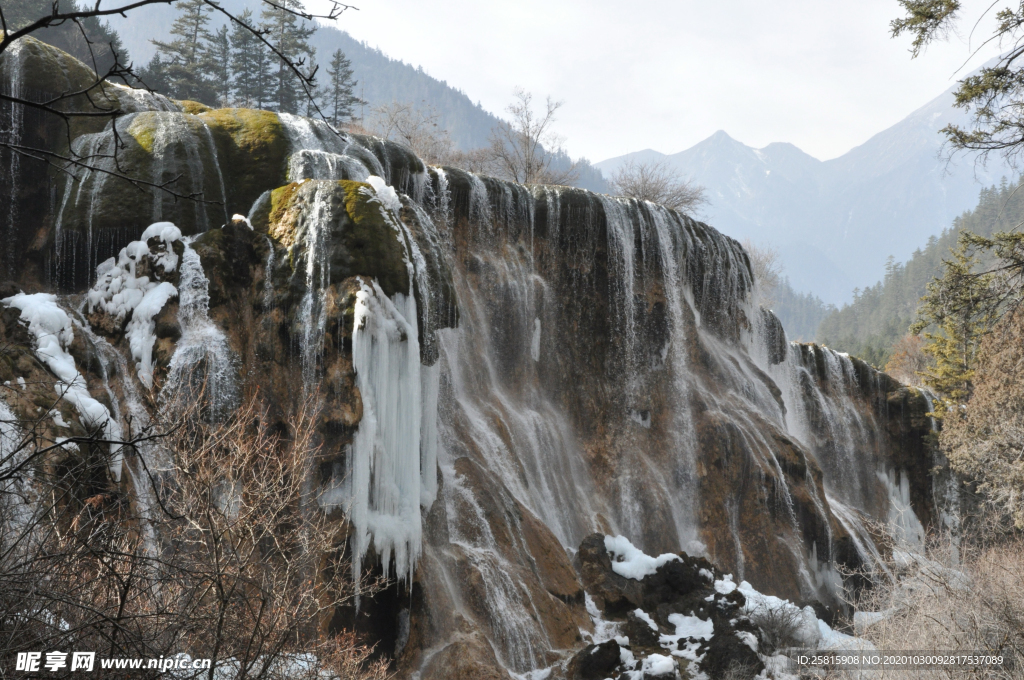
top-left (0, 40), bottom-right (936, 679)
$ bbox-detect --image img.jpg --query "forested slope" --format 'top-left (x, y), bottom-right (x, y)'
top-left (818, 177), bottom-right (1024, 366)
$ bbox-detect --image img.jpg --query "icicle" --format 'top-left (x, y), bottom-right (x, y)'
top-left (347, 280), bottom-right (423, 586)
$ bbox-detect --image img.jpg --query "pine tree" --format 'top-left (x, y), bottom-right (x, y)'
top-left (208, 25), bottom-right (232, 107)
top-left (326, 49), bottom-right (362, 126)
top-left (911, 234), bottom-right (998, 415)
top-left (150, 0), bottom-right (218, 104)
top-left (259, 0), bottom-right (316, 114)
top-left (305, 57), bottom-right (322, 117)
top-left (229, 9), bottom-right (272, 109)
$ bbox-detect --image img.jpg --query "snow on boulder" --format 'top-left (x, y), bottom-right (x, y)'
top-left (605, 534), bottom-right (681, 579)
top-left (87, 222), bottom-right (184, 387)
top-left (1, 293), bottom-right (124, 480)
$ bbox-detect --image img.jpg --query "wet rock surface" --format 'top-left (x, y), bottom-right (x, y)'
top-left (570, 533), bottom-right (768, 680)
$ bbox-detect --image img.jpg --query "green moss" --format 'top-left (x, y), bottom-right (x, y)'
top-left (340, 180), bottom-right (388, 231)
top-left (338, 179), bottom-right (409, 296)
top-left (126, 114), bottom-right (156, 154)
top-left (198, 108), bottom-right (288, 217)
top-left (264, 180), bottom-right (409, 297)
top-left (177, 100), bottom-right (212, 114)
top-left (270, 182), bottom-right (301, 227)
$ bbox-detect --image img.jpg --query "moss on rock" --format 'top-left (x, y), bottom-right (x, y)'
top-left (177, 99), bottom-right (212, 114)
top-left (265, 179), bottom-right (410, 298)
top-left (198, 108), bottom-right (288, 218)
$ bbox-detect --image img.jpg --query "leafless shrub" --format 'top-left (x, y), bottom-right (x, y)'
top-left (609, 159), bottom-right (706, 213)
top-left (486, 87), bottom-right (579, 186)
top-left (0, 373), bottom-right (387, 679)
top-left (842, 537), bottom-right (1024, 680)
top-left (884, 334), bottom-right (931, 386)
top-left (742, 240), bottom-right (782, 307)
top-left (748, 604), bottom-right (802, 655)
top-left (366, 100), bottom-right (458, 166)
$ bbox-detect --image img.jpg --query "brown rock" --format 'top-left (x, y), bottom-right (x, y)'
top-left (418, 633), bottom-right (514, 680)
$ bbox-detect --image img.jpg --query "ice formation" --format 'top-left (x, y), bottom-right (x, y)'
top-left (1, 293), bottom-right (123, 479)
top-left (346, 280), bottom-right (423, 586)
top-left (87, 222), bottom-right (183, 388)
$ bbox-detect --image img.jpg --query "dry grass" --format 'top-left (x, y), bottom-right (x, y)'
top-left (829, 537), bottom-right (1024, 680)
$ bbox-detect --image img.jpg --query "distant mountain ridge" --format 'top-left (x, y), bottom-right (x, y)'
top-left (596, 81), bottom-right (1013, 304)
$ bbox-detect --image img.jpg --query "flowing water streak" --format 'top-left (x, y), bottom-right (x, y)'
top-left (72, 313), bottom-right (163, 559)
top-left (163, 239), bottom-right (239, 421)
top-left (146, 114), bottom-right (212, 232)
top-left (646, 203), bottom-right (704, 547)
top-left (1, 41), bottom-right (23, 281)
top-left (198, 121), bottom-right (229, 226)
top-left (440, 461), bottom-right (551, 671)
top-left (298, 184), bottom-right (332, 390)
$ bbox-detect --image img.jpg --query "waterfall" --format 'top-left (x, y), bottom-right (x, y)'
top-left (297, 184), bottom-right (333, 389)
top-left (162, 239), bottom-right (239, 421)
top-left (0, 78), bottom-right (940, 673)
top-left (278, 112), bottom-right (382, 182)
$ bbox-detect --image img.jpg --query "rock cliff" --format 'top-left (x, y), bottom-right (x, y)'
top-left (0, 37), bottom-right (936, 679)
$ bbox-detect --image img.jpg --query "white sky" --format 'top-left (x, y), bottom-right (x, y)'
top-left (309, 0), bottom-right (1006, 163)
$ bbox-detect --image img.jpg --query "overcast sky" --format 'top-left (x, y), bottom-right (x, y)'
top-left (309, 0), bottom-right (1005, 163)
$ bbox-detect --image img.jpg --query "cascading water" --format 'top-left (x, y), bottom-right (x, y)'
top-left (279, 112), bottom-right (381, 182)
top-left (162, 239), bottom-right (239, 421)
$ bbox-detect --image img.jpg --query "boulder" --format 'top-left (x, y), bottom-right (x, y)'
top-left (564, 640), bottom-right (621, 680)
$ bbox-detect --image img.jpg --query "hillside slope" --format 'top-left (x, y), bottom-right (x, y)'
top-left (817, 177), bottom-right (1024, 366)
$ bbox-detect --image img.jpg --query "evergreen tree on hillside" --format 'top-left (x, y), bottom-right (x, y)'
top-left (911, 237), bottom-right (998, 414)
top-left (818, 177), bottom-right (1024, 367)
top-left (229, 9), bottom-right (272, 109)
top-left (326, 49), bottom-right (362, 126)
top-left (260, 0), bottom-right (316, 114)
top-left (138, 53), bottom-right (172, 94)
top-left (305, 57), bottom-right (322, 117)
top-left (208, 25), bottom-right (232, 108)
top-left (150, 0), bottom-right (217, 104)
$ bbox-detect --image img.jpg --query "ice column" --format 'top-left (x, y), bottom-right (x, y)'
top-left (348, 280), bottom-right (423, 585)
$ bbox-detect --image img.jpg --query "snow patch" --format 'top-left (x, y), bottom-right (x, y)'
top-left (364, 175), bottom-right (404, 214)
top-left (633, 608), bottom-right (658, 632)
top-left (88, 223), bottom-right (183, 387)
top-left (605, 534), bottom-right (680, 579)
top-left (1, 294), bottom-right (123, 480)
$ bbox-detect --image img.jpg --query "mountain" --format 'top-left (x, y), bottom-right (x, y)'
top-left (596, 81), bottom-right (1013, 304)
top-left (818, 177), bottom-right (1024, 367)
